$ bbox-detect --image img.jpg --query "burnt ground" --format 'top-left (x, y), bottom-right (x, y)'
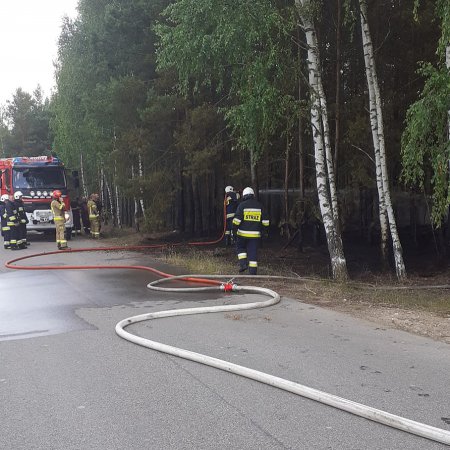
top-left (101, 226), bottom-right (450, 345)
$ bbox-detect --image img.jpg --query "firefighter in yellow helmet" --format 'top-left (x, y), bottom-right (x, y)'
top-left (51, 190), bottom-right (68, 250)
top-left (87, 193), bottom-right (100, 238)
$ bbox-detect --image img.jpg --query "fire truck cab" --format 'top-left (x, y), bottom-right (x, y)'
top-left (0, 156), bottom-right (73, 237)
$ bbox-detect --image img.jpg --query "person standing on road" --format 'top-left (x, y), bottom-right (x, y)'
top-left (14, 191), bottom-right (29, 248)
top-left (232, 187), bottom-right (269, 275)
top-left (87, 193), bottom-right (100, 238)
top-left (0, 194), bottom-right (12, 249)
top-left (224, 186), bottom-right (240, 247)
top-left (51, 190), bottom-right (68, 250)
top-left (70, 197), bottom-right (82, 236)
top-left (80, 197), bottom-right (90, 235)
top-left (4, 194), bottom-right (20, 250)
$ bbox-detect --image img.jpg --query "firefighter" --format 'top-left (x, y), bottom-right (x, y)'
top-left (4, 194), bottom-right (20, 250)
top-left (87, 193), bottom-right (100, 238)
top-left (50, 190), bottom-right (68, 250)
top-left (14, 191), bottom-right (29, 248)
top-left (232, 187), bottom-right (269, 275)
top-left (224, 186), bottom-right (240, 247)
top-left (0, 194), bottom-right (11, 249)
top-left (80, 197), bottom-right (90, 235)
top-left (70, 197), bottom-right (82, 236)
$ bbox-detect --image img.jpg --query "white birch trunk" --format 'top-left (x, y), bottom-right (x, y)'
top-left (100, 165), bottom-right (105, 207)
top-left (359, 0), bottom-right (406, 280)
top-left (131, 164), bottom-right (139, 231)
top-left (104, 175), bottom-right (114, 223)
top-left (296, 0), bottom-right (348, 281)
top-left (359, 1), bottom-right (389, 267)
top-left (80, 152), bottom-right (88, 198)
top-left (114, 160), bottom-right (121, 228)
top-left (317, 74), bottom-right (340, 224)
top-left (138, 152), bottom-right (146, 216)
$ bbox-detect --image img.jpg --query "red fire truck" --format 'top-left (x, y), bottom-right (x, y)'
top-left (0, 156), bottom-right (74, 237)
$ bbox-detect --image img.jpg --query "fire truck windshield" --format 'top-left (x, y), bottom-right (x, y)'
top-left (13, 167), bottom-right (66, 190)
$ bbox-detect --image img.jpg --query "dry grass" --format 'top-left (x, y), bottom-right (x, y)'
top-left (99, 230), bottom-right (450, 342)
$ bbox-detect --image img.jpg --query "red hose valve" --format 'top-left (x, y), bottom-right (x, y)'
top-left (221, 282), bottom-right (235, 292)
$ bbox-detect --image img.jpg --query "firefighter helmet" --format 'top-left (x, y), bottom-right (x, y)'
top-left (242, 187), bottom-right (254, 199)
top-left (13, 191), bottom-right (23, 200)
top-left (225, 186), bottom-right (234, 193)
top-left (1, 194), bottom-right (9, 202)
top-left (52, 190), bottom-right (62, 199)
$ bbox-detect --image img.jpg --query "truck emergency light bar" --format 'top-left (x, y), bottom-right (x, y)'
top-left (11, 156), bottom-right (62, 165)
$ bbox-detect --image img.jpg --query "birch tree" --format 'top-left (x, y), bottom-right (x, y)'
top-left (359, 0), bottom-right (407, 280)
top-left (295, 0), bottom-right (349, 281)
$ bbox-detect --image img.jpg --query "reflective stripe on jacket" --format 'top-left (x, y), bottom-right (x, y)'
top-left (232, 198), bottom-right (269, 239)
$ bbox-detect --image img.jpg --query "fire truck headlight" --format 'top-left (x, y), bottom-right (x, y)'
top-left (37, 191), bottom-right (42, 197)
top-left (30, 191), bottom-right (35, 197)
top-left (43, 191), bottom-right (48, 197)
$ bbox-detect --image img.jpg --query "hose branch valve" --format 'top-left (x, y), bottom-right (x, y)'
top-left (220, 281), bottom-right (237, 292)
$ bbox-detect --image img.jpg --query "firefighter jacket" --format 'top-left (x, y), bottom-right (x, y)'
top-left (4, 200), bottom-right (18, 227)
top-left (15, 199), bottom-right (29, 224)
top-left (51, 199), bottom-right (65, 221)
top-left (232, 197), bottom-right (269, 238)
top-left (87, 199), bottom-right (99, 219)
top-left (225, 191), bottom-right (240, 220)
top-left (0, 202), bottom-right (8, 232)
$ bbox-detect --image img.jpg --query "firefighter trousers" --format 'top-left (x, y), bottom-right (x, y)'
top-left (1, 226), bottom-right (11, 248)
top-left (90, 216), bottom-right (100, 238)
top-left (18, 223), bottom-right (27, 246)
top-left (225, 218), bottom-right (235, 246)
top-left (55, 219), bottom-right (67, 249)
top-left (236, 236), bottom-right (260, 275)
top-left (9, 224), bottom-right (19, 249)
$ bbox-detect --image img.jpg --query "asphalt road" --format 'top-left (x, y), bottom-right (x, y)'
top-left (0, 232), bottom-right (449, 449)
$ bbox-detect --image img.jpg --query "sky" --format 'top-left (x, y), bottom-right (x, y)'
top-left (0, 0), bottom-right (79, 106)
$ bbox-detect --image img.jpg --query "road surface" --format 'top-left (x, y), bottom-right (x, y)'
top-left (0, 232), bottom-right (449, 449)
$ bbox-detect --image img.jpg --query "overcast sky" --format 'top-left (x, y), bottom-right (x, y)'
top-left (0, 0), bottom-right (78, 106)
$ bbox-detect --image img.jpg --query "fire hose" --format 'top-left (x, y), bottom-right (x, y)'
top-left (5, 244), bottom-right (450, 446)
top-left (5, 192), bottom-right (450, 447)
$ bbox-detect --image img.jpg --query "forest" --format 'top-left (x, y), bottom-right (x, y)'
top-left (0, 0), bottom-right (449, 281)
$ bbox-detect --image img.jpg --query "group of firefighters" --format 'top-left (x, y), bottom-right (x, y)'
top-left (0, 191), bottom-right (101, 251)
top-left (224, 185), bottom-right (269, 275)
top-left (1, 185), bottom-right (269, 274)
top-left (0, 191), bottom-right (29, 250)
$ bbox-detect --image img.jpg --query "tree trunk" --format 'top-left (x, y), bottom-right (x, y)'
top-left (446, 46), bottom-right (450, 249)
top-left (284, 131), bottom-right (291, 239)
top-left (296, 0), bottom-right (349, 281)
top-left (80, 152), bottom-right (88, 198)
top-left (334, 0), bottom-right (342, 178)
top-left (131, 164), bottom-right (139, 232)
top-left (138, 152), bottom-right (146, 217)
top-left (359, 0), bottom-right (406, 280)
top-left (114, 160), bottom-right (121, 228)
top-left (250, 148), bottom-right (257, 189)
top-left (192, 177), bottom-right (202, 236)
top-left (104, 175), bottom-right (113, 225)
top-left (100, 165), bottom-right (105, 211)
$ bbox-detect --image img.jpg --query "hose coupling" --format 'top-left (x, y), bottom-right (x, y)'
top-left (220, 282), bottom-right (237, 292)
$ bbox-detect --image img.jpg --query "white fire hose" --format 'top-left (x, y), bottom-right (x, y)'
top-left (115, 274), bottom-right (450, 446)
